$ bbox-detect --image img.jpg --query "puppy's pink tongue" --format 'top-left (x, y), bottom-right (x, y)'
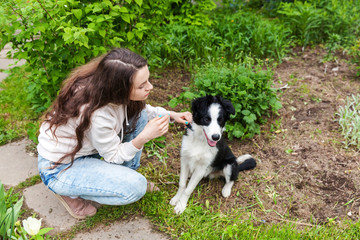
top-left (207, 139), bottom-right (217, 147)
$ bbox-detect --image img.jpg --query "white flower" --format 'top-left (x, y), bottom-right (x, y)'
top-left (22, 217), bottom-right (42, 236)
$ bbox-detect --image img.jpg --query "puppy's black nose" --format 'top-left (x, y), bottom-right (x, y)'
top-left (212, 134), bottom-right (220, 141)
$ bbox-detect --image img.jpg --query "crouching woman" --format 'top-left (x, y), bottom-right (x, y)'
top-left (37, 48), bottom-right (192, 219)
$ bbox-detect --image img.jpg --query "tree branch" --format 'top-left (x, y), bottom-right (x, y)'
top-left (35, 0), bottom-right (54, 21)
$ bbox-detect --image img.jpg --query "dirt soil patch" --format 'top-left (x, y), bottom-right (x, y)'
top-left (145, 47), bottom-right (360, 226)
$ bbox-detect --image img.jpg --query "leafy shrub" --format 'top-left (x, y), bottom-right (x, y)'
top-left (349, 39), bottom-right (360, 77)
top-left (336, 94), bottom-right (360, 149)
top-left (276, 0), bottom-right (360, 47)
top-left (144, 11), bottom-right (291, 69)
top-left (143, 23), bottom-right (222, 69)
top-left (212, 11), bottom-right (291, 61)
top-left (277, 1), bottom-right (328, 47)
top-left (321, 0), bottom-right (360, 42)
top-left (0, 0), bottom-right (216, 114)
top-left (169, 62), bottom-right (282, 139)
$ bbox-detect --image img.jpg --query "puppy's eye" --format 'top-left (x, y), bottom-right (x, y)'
top-left (204, 116), bottom-right (211, 123)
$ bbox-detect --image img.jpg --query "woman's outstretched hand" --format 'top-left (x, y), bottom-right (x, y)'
top-left (170, 111), bottom-right (192, 125)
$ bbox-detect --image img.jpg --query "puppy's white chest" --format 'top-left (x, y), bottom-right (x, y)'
top-left (181, 135), bottom-right (218, 173)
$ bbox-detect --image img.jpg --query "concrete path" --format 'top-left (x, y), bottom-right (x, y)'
top-left (0, 139), bottom-right (38, 187)
top-left (0, 44), bottom-right (170, 239)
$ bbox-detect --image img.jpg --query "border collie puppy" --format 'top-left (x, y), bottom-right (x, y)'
top-left (170, 95), bottom-right (256, 214)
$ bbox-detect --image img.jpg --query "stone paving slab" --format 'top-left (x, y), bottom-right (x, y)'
top-left (0, 139), bottom-right (38, 187)
top-left (0, 43), bottom-right (21, 58)
top-left (0, 58), bottom-right (26, 70)
top-left (73, 218), bottom-right (169, 240)
top-left (0, 43), bottom-right (14, 58)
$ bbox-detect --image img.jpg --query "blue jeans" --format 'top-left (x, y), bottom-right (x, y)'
top-left (38, 110), bottom-right (148, 205)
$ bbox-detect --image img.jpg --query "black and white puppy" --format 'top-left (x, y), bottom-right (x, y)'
top-left (170, 95), bottom-right (256, 214)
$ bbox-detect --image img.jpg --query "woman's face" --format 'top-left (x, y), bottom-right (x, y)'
top-left (129, 65), bottom-right (153, 101)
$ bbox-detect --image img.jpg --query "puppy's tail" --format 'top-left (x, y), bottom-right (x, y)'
top-left (236, 154), bottom-right (256, 171)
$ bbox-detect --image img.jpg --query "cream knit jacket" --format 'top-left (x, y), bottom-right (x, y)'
top-left (37, 104), bottom-right (170, 164)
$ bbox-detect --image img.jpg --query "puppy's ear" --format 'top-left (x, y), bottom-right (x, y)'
top-left (191, 97), bottom-right (202, 116)
top-left (191, 96), bottom-right (208, 120)
top-left (219, 97), bottom-right (235, 116)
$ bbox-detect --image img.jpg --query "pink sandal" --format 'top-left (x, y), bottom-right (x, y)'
top-left (54, 194), bottom-right (97, 219)
top-left (147, 182), bottom-right (160, 192)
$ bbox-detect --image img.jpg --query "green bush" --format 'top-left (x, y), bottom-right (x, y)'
top-left (350, 39), bottom-right (360, 77)
top-left (0, 0), bottom-right (216, 114)
top-left (144, 11), bottom-right (291, 69)
top-left (277, 1), bottom-right (328, 47)
top-left (212, 11), bottom-right (291, 61)
top-left (143, 23), bottom-right (222, 69)
top-left (276, 0), bottom-right (360, 47)
top-left (169, 62), bottom-right (282, 139)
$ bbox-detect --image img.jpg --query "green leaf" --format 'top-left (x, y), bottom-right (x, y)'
top-left (63, 32), bottom-right (72, 42)
top-left (96, 16), bottom-right (105, 23)
top-left (244, 113), bottom-right (256, 124)
top-left (241, 110), bottom-right (250, 116)
top-left (38, 227), bottom-right (54, 235)
top-left (0, 181), bottom-right (6, 217)
top-left (72, 9), bottom-right (82, 20)
top-left (127, 31), bottom-right (134, 41)
top-left (234, 103), bottom-right (242, 112)
top-left (119, 7), bottom-right (128, 13)
top-left (92, 4), bottom-right (103, 13)
top-left (121, 14), bottom-right (130, 23)
top-left (156, 142), bottom-right (165, 148)
top-left (2, 197), bottom-right (23, 236)
top-left (168, 98), bottom-right (179, 108)
top-left (99, 29), bottom-right (106, 37)
top-left (203, 79), bottom-right (211, 87)
top-left (136, 22), bottom-right (145, 28)
top-left (135, 31), bottom-right (143, 40)
top-left (134, 0), bottom-right (143, 7)
top-left (183, 92), bottom-right (196, 99)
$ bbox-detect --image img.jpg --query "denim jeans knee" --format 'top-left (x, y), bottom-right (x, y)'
top-left (38, 154), bottom-right (147, 205)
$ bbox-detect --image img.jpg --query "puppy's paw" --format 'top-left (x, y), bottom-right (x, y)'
top-left (221, 186), bottom-right (231, 198)
top-left (170, 196), bottom-right (179, 206)
top-left (174, 202), bottom-right (186, 214)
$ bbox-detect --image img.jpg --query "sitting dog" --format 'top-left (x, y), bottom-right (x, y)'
top-left (170, 95), bottom-right (256, 214)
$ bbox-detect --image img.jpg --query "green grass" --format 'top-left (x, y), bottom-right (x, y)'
top-left (5, 168), bottom-right (360, 240)
top-left (0, 66), bottom-right (39, 145)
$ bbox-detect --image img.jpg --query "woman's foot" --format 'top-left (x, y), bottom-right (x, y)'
top-left (54, 194), bottom-right (97, 219)
top-left (147, 182), bottom-right (160, 192)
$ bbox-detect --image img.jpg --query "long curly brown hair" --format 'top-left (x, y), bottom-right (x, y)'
top-left (43, 48), bottom-right (147, 166)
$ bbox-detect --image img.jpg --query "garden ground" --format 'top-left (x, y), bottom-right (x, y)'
top-left (146, 46), bottom-right (360, 226)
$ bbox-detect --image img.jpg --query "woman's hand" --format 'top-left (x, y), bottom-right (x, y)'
top-left (132, 115), bottom-right (170, 149)
top-left (170, 111), bottom-right (192, 125)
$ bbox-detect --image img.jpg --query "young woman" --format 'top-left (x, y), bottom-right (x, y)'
top-left (37, 48), bottom-right (192, 219)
